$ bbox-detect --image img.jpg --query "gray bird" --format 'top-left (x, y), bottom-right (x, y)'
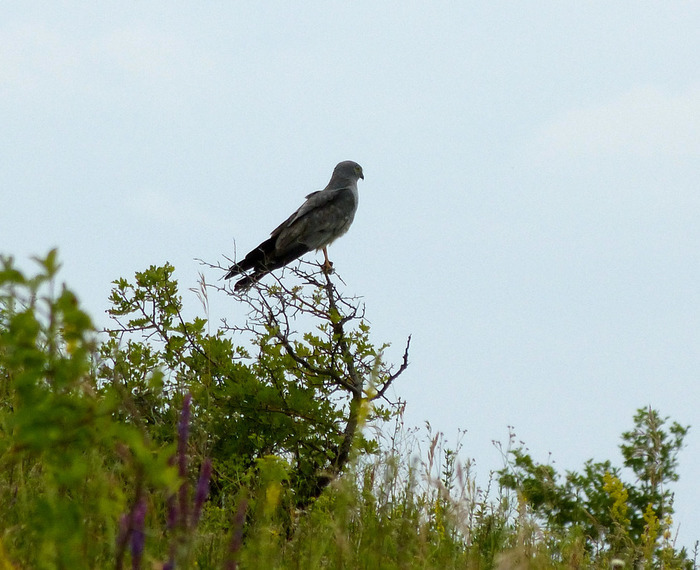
top-left (226, 161), bottom-right (364, 291)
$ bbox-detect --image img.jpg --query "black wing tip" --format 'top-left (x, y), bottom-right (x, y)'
top-left (233, 280), bottom-right (249, 292)
top-left (224, 265), bottom-right (241, 280)
top-left (233, 273), bottom-right (262, 292)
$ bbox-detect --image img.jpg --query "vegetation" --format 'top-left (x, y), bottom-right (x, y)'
top-left (0, 250), bottom-right (695, 569)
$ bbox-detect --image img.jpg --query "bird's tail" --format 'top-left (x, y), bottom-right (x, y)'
top-left (224, 264), bottom-right (243, 280)
top-left (234, 270), bottom-right (267, 292)
top-left (224, 236), bottom-right (278, 280)
top-left (225, 239), bottom-right (310, 289)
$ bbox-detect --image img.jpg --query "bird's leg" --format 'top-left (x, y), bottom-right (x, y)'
top-left (321, 247), bottom-right (334, 273)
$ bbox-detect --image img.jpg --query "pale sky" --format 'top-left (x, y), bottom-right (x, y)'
top-left (2, 3), bottom-right (699, 548)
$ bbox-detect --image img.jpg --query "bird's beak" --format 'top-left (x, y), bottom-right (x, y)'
top-left (360, 171), bottom-right (364, 180)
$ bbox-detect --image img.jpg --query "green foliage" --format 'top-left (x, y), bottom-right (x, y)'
top-left (0, 250), bottom-right (696, 569)
top-left (0, 251), bottom-right (178, 569)
top-left (497, 409), bottom-right (693, 568)
top-left (1, 251), bottom-right (414, 567)
top-left (101, 261), bottom-right (408, 512)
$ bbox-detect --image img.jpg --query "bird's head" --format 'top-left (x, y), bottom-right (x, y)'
top-left (334, 160), bottom-right (364, 181)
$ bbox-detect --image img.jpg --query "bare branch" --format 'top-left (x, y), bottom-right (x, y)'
top-left (372, 335), bottom-right (411, 401)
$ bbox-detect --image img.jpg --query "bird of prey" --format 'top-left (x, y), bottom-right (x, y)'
top-left (225, 160), bottom-right (364, 291)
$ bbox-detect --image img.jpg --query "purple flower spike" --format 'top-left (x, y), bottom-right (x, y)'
top-left (192, 458), bottom-right (213, 526)
top-left (225, 498), bottom-right (248, 570)
top-left (177, 393), bottom-right (192, 477)
top-left (178, 479), bottom-right (190, 530)
top-left (130, 496), bottom-right (147, 570)
top-left (166, 492), bottom-right (179, 531)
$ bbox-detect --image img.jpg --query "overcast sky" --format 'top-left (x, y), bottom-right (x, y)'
top-left (2, 2), bottom-right (699, 549)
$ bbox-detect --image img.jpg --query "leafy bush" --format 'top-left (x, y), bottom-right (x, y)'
top-left (497, 408), bottom-right (693, 568)
top-left (0, 251), bottom-right (177, 568)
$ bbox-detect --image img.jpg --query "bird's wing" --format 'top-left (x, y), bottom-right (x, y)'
top-left (270, 186), bottom-right (357, 249)
top-left (227, 187), bottom-right (355, 279)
